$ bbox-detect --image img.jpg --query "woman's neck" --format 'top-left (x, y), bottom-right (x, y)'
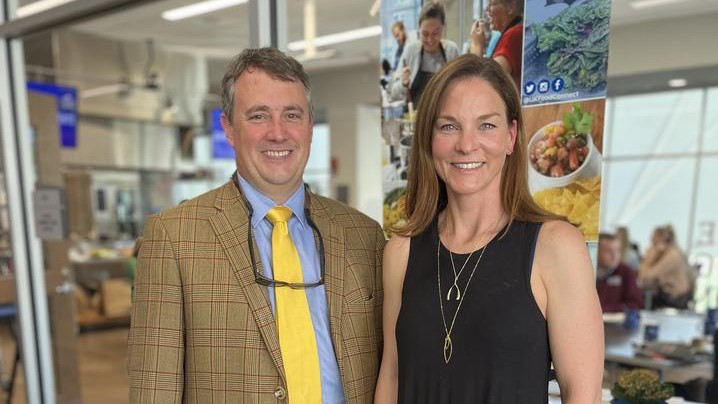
top-left (438, 197), bottom-right (507, 253)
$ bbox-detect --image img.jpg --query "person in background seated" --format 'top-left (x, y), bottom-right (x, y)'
top-left (596, 233), bottom-right (643, 313)
top-left (616, 226), bottom-right (642, 271)
top-left (638, 225), bottom-right (695, 310)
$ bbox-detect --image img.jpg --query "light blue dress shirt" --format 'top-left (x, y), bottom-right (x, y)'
top-left (237, 174), bottom-right (345, 404)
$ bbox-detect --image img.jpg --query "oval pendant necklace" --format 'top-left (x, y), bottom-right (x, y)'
top-left (437, 239), bottom-right (489, 364)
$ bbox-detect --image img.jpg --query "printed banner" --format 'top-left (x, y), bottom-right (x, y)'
top-left (524, 99), bottom-right (605, 240)
top-left (380, 0), bottom-right (421, 236)
top-left (379, 0), bottom-right (612, 243)
top-left (211, 108), bottom-right (234, 159)
top-left (521, 0), bottom-right (611, 106)
top-left (27, 81), bottom-right (77, 148)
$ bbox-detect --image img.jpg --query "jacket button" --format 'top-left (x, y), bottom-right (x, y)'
top-left (274, 386), bottom-right (287, 400)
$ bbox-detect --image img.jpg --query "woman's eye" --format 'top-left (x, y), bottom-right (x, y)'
top-left (480, 123), bottom-right (497, 131)
top-left (439, 123), bottom-right (458, 132)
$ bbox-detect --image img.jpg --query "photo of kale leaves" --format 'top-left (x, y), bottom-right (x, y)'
top-left (532, 0), bottom-right (610, 91)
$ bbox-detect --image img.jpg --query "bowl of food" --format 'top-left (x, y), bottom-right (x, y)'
top-left (527, 120), bottom-right (601, 194)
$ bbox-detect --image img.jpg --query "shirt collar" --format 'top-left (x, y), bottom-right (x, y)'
top-left (236, 173), bottom-right (308, 229)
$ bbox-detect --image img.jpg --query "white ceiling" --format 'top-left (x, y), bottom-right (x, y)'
top-left (68, 0), bottom-right (718, 67)
top-left (71, 0), bottom-right (380, 62)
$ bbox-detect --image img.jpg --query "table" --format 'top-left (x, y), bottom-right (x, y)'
top-left (604, 310), bottom-right (713, 384)
top-left (547, 384), bottom-right (702, 403)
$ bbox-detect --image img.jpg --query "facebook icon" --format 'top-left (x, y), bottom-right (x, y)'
top-left (552, 77), bottom-right (564, 92)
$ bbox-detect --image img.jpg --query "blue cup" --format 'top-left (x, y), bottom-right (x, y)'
top-left (624, 309), bottom-right (641, 330)
top-left (705, 319), bottom-right (717, 336)
top-left (644, 323), bottom-right (660, 342)
top-left (708, 308), bottom-right (718, 324)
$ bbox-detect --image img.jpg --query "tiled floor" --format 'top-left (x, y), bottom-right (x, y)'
top-left (1, 326), bottom-right (130, 404)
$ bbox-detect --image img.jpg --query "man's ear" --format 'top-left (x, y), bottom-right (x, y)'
top-left (220, 114), bottom-right (235, 147)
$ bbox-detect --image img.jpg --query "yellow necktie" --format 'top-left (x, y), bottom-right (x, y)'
top-left (266, 206), bottom-right (322, 403)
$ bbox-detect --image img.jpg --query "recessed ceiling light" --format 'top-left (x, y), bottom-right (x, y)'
top-left (288, 25), bottom-right (383, 51)
top-left (668, 78), bottom-right (687, 88)
top-left (162, 0), bottom-right (248, 22)
top-left (630, 0), bottom-right (692, 10)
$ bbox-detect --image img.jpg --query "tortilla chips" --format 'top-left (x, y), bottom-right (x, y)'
top-left (533, 176), bottom-right (601, 240)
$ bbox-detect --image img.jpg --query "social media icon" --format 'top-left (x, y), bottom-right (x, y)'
top-left (538, 80), bottom-right (550, 94)
top-left (524, 81), bottom-right (536, 95)
top-left (552, 77), bottom-right (564, 92)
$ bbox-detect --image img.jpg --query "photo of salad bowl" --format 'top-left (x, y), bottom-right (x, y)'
top-left (527, 119), bottom-right (602, 194)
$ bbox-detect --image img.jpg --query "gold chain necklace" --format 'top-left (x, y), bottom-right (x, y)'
top-left (437, 239), bottom-right (489, 364)
top-left (446, 245), bottom-right (477, 301)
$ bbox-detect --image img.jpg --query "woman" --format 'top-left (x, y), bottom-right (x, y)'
top-left (390, 2), bottom-right (460, 107)
top-left (375, 55), bottom-right (603, 403)
top-left (469, 0), bottom-right (524, 88)
top-left (638, 225), bottom-right (694, 309)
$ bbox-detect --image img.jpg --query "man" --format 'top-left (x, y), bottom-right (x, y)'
top-left (128, 47), bottom-right (385, 403)
top-left (391, 21), bottom-right (407, 71)
top-left (596, 233), bottom-right (644, 313)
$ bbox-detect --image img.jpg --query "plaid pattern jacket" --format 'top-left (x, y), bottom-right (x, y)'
top-left (128, 180), bottom-right (385, 403)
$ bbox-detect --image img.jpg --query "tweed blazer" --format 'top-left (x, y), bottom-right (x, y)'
top-left (128, 180), bottom-right (385, 403)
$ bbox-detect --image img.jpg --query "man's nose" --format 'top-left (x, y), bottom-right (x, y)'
top-left (267, 117), bottom-right (286, 140)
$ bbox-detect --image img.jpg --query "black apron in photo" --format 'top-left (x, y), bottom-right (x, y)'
top-left (409, 43), bottom-right (447, 106)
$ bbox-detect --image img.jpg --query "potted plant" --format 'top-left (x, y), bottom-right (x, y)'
top-left (611, 369), bottom-right (674, 404)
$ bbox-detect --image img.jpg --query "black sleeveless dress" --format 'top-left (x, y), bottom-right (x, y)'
top-left (396, 219), bottom-right (550, 403)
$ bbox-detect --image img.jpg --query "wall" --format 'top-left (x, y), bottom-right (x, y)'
top-left (309, 63), bottom-right (379, 207)
top-left (52, 29), bottom-right (208, 126)
top-left (608, 12), bottom-right (718, 76)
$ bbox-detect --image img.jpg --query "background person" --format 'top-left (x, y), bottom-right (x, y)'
top-left (389, 2), bottom-right (460, 107)
top-left (596, 233), bottom-right (644, 312)
top-left (128, 47), bottom-right (385, 403)
top-left (616, 225), bottom-right (642, 271)
top-left (392, 20), bottom-right (408, 71)
top-left (375, 54), bottom-right (603, 403)
top-left (638, 225), bottom-right (695, 310)
top-left (465, 5), bottom-right (501, 58)
top-left (468, 0), bottom-right (524, 88)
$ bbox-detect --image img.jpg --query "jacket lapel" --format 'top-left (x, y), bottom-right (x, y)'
top-left (207, 181), bottom-right (286, 382)
top-left (308, 194), bottom-right (346, 375)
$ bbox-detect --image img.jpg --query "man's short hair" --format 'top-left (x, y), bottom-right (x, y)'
top-left (220, 47), bottom-right (312, 123)
top-left (392, 20), bottom-right (405, 31)
top-left (599, 233), bottom-right (619, 243)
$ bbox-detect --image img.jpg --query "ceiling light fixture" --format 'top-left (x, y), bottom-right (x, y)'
top-left (16, 0), bottom-right (77, 18)
top-left (369, 0), bottom-right (382, 17)
top-left (162, 0), bottom-right (248, 21)
top-left (304, 0), bottom-right (317, 59)
top-left (288, 25), bottom-right (383, 51)
top-left (630, 0), bottom-right (691, 10)
top-left (80, 83), bottom-right (131, 99)
top-left (668, 78), bottom-right (687, 88)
